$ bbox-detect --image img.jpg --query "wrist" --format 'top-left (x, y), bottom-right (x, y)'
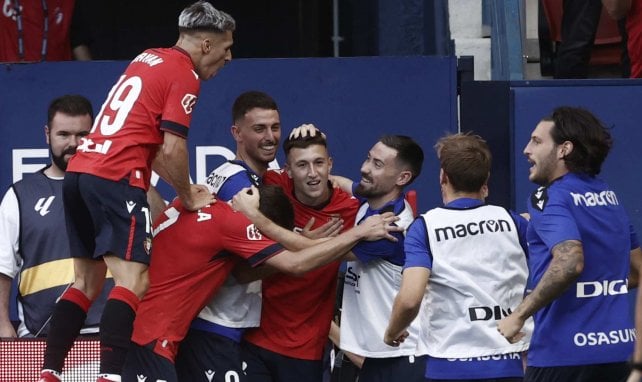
top-left (631, 360), bottom-right (642, 371)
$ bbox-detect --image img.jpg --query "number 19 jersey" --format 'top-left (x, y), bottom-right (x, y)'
top-left (68, 47), bottom-right (200, 191)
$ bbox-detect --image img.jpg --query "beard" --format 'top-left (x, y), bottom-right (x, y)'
top-left (50, 146), bottom-right (76, 172)
top-left (355, 182), bottom-right (379, 199)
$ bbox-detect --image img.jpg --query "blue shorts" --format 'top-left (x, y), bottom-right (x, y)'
top-left (359, 355), bottom-right (427, 382)
top-left (122, 343), bottom-right (177, 382)
top-left (242, 340), bottom-right (323, 382)
top-left (63, 172), bottom-right (153, 264)
top-left (525, 362), bottom-right (629, 382)
top-left (175, 329), bottom-right (246, 382)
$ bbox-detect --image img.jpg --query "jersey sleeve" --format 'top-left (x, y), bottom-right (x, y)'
top-left (509, 210), bottom-right (529, 258)
top-left (216, 173), bottom-right (256, 201)
top-left (529, 188), bottom-right (581, 250)
top-left (0, 188), bottom-right (21, 278)
top-left (159, 69), bottom-right (200, 138)
top-left (220, 211), bottom-right (285, 267)
top-left (403, 218), bottom-right (432, 270)
top-left (263, 169), bottom-right (289, 188)
top-left (351, 230), bottom-right (405, 265)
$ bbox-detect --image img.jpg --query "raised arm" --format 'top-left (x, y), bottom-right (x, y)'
top-left (498, 239), bottom-right (584, 342)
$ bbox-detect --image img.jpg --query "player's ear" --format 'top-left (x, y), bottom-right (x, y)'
top-left (328, 156), bottom-right (333, 172)
top-left (284, 163), bottom-right (292, 178)
top-left (44, 125), bottom-right (51, 145)
top-left (231, 125), bottom-right (241, 141)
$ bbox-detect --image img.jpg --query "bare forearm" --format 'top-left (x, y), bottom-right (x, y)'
top-left (0, 275), bottom-right (15, 330)
top-left (243, 209), bottom-right (316, 251)
top-left (387, 298), bottom-right (420, 340)
top-left (153, 134), bottom-right (192, 203)
top-left (513, 240), bottom-right (583, 320)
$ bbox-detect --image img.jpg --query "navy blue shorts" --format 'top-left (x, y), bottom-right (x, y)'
top-left (122, 343), bottom-right (177, 382)
top-left (525, 362), bottom-right (629, 382)
top-left (242, 340), bottom-right (323, 382)
top-left (359, 355), bottom-right (427, 382)
top-left (427, 378), bottom-right (522, 382)
top-left (175, 329), bottom-right (246, 382)
top-left (63, 173), bottom-right (153, 264)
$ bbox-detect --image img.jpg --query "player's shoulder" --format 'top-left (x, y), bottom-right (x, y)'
top-left (263, 169), bottom-right (289, 185)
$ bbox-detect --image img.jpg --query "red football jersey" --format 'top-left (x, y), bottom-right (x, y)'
top-left (68, 47), bottom-right (200, 190)
top-left (131, 199), bottom-right (284, 362)
top-left (244, 169), bottom-right (359, 360)
top-left (0, 0), bottom-right (74, 62)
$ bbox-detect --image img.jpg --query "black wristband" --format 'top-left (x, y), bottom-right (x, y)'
top-left (631, 361), bottom-right (642, 371)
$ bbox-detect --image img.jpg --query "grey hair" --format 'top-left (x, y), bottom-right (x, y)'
top-left (178, 1), bottom-right (236, 33)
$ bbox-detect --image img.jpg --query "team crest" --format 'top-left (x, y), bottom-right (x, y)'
top-left (531, 186), bottom-right (548, 211)
top-left (143, 237), bottom-right (152, 255)
top-left (181, 94), bottom-right (198, 114)
top-left (246, 224), bottom-right (263, 240)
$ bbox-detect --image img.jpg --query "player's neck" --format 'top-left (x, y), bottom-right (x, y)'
top-left (235, 155), bottom-right (269, 177)
top-left (44, 163), bottom-right (65, 178)
top-left (367, 189), bottom-right (402, 210)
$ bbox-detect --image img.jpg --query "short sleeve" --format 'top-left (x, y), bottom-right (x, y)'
top-left (403, 218), bottom-right (432, 270)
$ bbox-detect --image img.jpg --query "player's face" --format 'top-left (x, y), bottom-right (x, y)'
top-left (233, 108), bottom-right (281, 171)
top-left (286, 144), bottom-right (333, 207)
top-left (523, 120), bottom-right (565, 186)
top-left (46, 112), bottom-right (92, 172)
top-left (197, 30), bottom-right (233, 80)
top-left (355, 142), bottom-right (403, 200)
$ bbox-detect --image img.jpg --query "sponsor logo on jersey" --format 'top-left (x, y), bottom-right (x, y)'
top-left (34, 196), bottom-right (55, 216)
top-left (434, 219), bottom-right (512, 242)
top-left (468, 305), bottom-right (512, 321)
top-left (132, 52), bottom-right (164, 67)
top-left (573, 329), bottom-right (636, 347)
top-left (77, 137), bottom-right (112, 155)
top-left (448, 353), bottom-right (521, 362)
top-left (246, 224), bottom-right (262, 240)
top-left (531, 186), bottom-right (548, 211)
top-left (570, 190), bottom-right (619, 207)
top-left (126, 201), bottom-right (137, 214)
top-left (576, 279), bottom-right (627, 298)
top-left (181, 94), bottom-right (198, 114)
top-left (345, 266), bottom-right (361, 290)
top-left (206, 172), bottom-right (228, 192)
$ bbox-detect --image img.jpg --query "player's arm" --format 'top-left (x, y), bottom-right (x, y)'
top-left (146, 184), bottom-right (167, 223)
top-left (152, 132), bottom-right (214, 211)
top-left (329, 175), bottom-right (354, 195)
top-left (263, 213), bottom-right (398, 276)
top-left (498, 239), bottom-right (583, 342)
top-left (629, 247), bottom-right (642, 289)
top-left (0, 189), bottom-right (19, 337)
top-left (329, 321), bottom-right (365, 368)
top-left (0, 274), bottom-right (16, 337)
top-left (384, 267), bottom-right (430, 346)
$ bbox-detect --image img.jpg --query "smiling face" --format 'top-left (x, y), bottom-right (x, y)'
top-left (355, 141), bottom-right (408, 207)
top-left (523, 120), bottom-right (568, 186)
top-left (194, 30), bottom-right (233, 80)
top-left (233, 107), bottom-right (281, 174)
top-left (285, 144), bottom-right (333, 207)
top-left (46, 112), bottom-right (92, 173)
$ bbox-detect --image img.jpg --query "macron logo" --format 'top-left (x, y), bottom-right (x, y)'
top-left (570, 191), bottom-right (619, 207)
top-left (205, 370), bottom-right (215, 382)
top-left (126, 201), bottom-right (137, 214)
top-left (136, 375), bottom-right (147, 382)
top-left (35, 196), bottom-right (55, 216)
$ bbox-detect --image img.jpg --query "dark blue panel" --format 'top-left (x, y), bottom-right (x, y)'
top-left (0, 56), bottom-right (457, 215)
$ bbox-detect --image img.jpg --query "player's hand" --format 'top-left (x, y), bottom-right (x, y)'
top-left (301, 216), bottom-right (343, 239)
top-left (289, 123), bottom-right (326, 140)
top-left (497, 314), bottom-right (526, 343)
top-left (627, 369), bottom-right (642, 382)
top-left (383, 329), bottom-right (409, 347)
top-left (232, 186), bottom-right (261, 218)
top-left (182, 184), bottom-right (215, 211)
top-left (357, 212), bottom-right (402, 242)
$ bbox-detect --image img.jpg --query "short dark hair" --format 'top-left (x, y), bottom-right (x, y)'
top-left (232, 91), bottom-right (279, 123)
top-left (282, 128), bottom-right (327, 157)
top-left (543, 106), bottom-right (612, 176)
top-left (258, 185), bottom-right (294, 230)
top-left (435, 132), bottom-right (491, 193)
top-left (379, 135), bottom-right (424, 185)
top-left (47, 95), bottom-right (94, 126)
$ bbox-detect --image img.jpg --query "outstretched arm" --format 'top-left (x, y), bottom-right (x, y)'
top-left (498, 239), bottom-right (583, 342)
